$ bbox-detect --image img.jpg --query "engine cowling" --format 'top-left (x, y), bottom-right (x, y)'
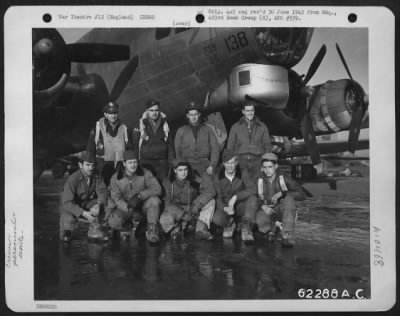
top-left (206, 63), bottom-right (289, 111)
top-left (309, 79), bottom-right (360, 133)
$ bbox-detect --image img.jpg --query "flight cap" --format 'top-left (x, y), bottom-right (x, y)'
top-left (123, 150), bottom-right (138, 161)
top-left (103, 101), bottom-right (119, 114)
top-left (222, 149), bottom-right (236, 163)
top-left (262, 152), bottom-right (278, 162)
top-left (145, 98), bottom-right (160, 109)
top-left (172, 158), bottom-right (189, 169)
top-left (80, 151), bottom-right (96, 164)
top-left (185, 101), bottom-right (201, 113)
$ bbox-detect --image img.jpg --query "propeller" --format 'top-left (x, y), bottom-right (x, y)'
top-left (67, 43), bottom-right (130, 63)
top-left (335, 43), bottom-right (353, 80)
top-left (303, 44), bottom-right (326, 85)
top-left (188, 28), bottom-right (200, 45)
top-left (299, 45), bottom-right (327, 170)
top-left (335, 43), bottom-right (368, 153)
top-left (109, 55), bottom-right (139, 101)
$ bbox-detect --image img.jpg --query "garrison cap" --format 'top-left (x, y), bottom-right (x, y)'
top-left (123, 150), bottom-right (138, 161)
top-left (145, 98), bottom-right (160, 109)
top-left (262, 152), bottom-right (278, 162)
top-left (103, 101), bottom-right (119, 114)
top-left (172, 158), bottom-right (189, 169)
top-left (80, 151), bottom-right (96, 164)
top-left (222, 149), bottom-right (236, 163)
top-left (185, 101), bottom-right (201, 113)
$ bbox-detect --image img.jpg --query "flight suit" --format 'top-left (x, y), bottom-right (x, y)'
top-left (213, 167), bottom-right (258, 229)
top-left (132, 113), bottom-right (173, 182)
top-left (59, 169), bottom-right (108, 238)
top-left (174, 123), bottom-right (220, 176)
top-left (107, 166), bottom-right (162, 231)
top-left (87, 117), bottom-right (130, 186)
top-left (227, 116), bottom-right (272, 181)
top-left (159, 173), bottom-right (215, 233)
top-left (256, 172), bottom-right (305, 235)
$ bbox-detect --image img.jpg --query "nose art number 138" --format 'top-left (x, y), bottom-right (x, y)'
top-left (224, 32), bottom-right (249, 52)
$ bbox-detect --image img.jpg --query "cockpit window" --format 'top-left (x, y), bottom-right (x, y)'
top-left (254, 28), bottom-right (313, 68)
top-left (155, 28), bottom-right (171, 40)
top-left (175, 28), bottom-right (192, 34)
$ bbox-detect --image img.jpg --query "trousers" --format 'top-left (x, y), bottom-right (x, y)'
top-left (238, 155), bottom-right (261, 182)
top-left (140, 159), bottom-right (169, 182)
top-left (107, 196), bottom-right (161, 230)
top-left (216, 195), bottom-right (259, 227)
top-left (255, 195), bottom-right (297, 234)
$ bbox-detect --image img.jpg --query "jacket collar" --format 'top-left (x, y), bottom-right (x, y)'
top-left (261, 171), bottom-right (281, 181)
top-left (78, 169), bottom-right (98, 182)
top-left (218, 166), bottom-right (242, 180)
top-left (123, 166), bottom-right (144, 178)
top-left (239, 116), bottom-right (261, 126)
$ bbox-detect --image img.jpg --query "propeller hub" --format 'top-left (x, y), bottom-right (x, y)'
top-left (33, 29), bottom-right (70, 91)
top-left (33, 38), bottom-right (54, 57)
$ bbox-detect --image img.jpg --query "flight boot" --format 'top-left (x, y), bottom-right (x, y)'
top-left (223, 217), bottom-right (236, 239)
top-left (267, 231), bottom-right (275, 243)
top-left (195, 220), bottom-right (215, 241)
top-left (62, 230), bottom-right (72, 243)
top-left (241, 222), bottom-right (254, 243)
top-left (281, 231), bottom-right (295, 248)
top-left (88, 222), bottom-right (110, 242)
top-left (170, 225), bottom-right (182, 240)
top-left (146, 223), bottom-right (160, 244)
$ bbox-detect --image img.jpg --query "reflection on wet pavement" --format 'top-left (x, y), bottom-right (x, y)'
top-left (34, 172), bottom-right (370, 300)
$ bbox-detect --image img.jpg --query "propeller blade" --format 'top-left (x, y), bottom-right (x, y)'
top-left (300, 113), bottom-right (321, 166)
top-left (303, 44), bottom-right (327, 85)
top-left (109, 55), bottom-right (139, 101)
top-left (67, 43), bottom-right (130, 63)
top-left (335, 43), bottom-right (354, 80)
top-left (188, 28), bottom-right (200, 45)
top-left (347, 107), bottom-right (363, 153)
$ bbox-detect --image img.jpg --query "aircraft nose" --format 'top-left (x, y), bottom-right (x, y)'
top-left (253, 28), bottom-right (313, 68)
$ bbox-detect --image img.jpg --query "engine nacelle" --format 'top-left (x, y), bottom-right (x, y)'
top-left (206, 64), bottom-right (289, 111)
top-left (309, 79), bottom-right (358, 133)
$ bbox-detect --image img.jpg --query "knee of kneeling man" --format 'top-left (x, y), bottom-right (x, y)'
top-left (108, 213), bottom-right (124, 230)
top-left (159, 213), bottom-right (174, 226)
top-left (144, 196), bottom-right (161, 207)
top-left (246, 195), bottom-right (259, 208)
top-left (282, 195), bottom-right (296, 208)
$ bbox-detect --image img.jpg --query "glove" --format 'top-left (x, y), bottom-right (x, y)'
top-left (261, 204), bottom-right (274, 216)
top-left (82, 210), bottom-right (96, 222)
top-left (89, 204), bottom-right (100, 217)
top-left (127, 194), bottom-right (141, 210)
top-left (181, 212), bottom-right (192, 223)
top-left (131, 210), bottom-right (143, 222)
top-left (189, 205), bottom-right (200, 215)
top-left (271, 192), bottom-right (283, 205)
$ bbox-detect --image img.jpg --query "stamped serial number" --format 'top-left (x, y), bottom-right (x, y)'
top-left (298, 288), bottom-right (366, 299)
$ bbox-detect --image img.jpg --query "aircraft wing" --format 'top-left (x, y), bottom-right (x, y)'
top-left (278, 138), bottom-right (369, 159)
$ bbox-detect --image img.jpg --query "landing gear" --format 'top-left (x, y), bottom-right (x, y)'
top-left (291, 163), bottom-right (317, 180)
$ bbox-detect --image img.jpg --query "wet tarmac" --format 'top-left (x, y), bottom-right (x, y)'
top-left (34, 165), bottom-right (370, 300)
